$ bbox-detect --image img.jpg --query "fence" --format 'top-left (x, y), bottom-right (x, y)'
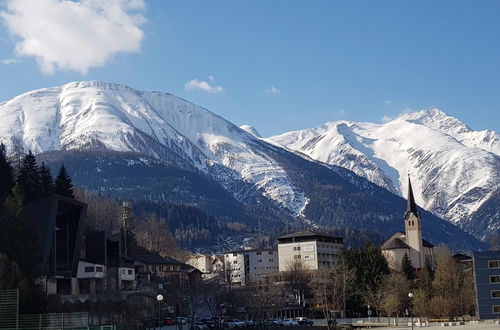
top-left (0, 289), bottom-right (89, 329)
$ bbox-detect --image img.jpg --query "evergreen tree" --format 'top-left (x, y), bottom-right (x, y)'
top-left (17, 151), bottom-right (42, 204)
top-left (39, 162), bottom-right (54, 196)
top-left (55, 165), bottom-right (74, 198)
top-left (401, 252), bottom-right (416, 280)
top-left (0, 143), bottom-right (15, 207)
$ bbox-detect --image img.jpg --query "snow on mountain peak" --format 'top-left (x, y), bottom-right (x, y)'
top-left (0, 81), bottom-right (306, 216)
top-left (240, 124), bottom-right (262, 138)
top-left (270, 108), bottom-right (500, 237)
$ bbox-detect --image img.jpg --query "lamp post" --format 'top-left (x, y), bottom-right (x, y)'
top-left (408, 292), bottom-right (414, 330)
top-left (157, 294), bottom-right (164, 330)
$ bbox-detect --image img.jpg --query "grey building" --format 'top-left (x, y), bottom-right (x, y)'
top-left (473, 251), bottom-right (500, 319)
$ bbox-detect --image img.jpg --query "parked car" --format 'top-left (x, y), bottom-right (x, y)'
top-left (193, 322), bottom-right (208, 329)
top-left (164, 318), bottom-right (176, 326)
top-left (175, 317), bottom-right (187, 324)
top-left (296, 317), bottom-right (314, 326)
top-left (227, 319), bottom-right (246, 328)
top-left (243, 320), bottom-right (256, 327)
top-left (200, 318), bottom-right (217, 328)
top-left (283, 318), bottom-right (299, 327)
top-left (273, 319), bottom-right (284, 327)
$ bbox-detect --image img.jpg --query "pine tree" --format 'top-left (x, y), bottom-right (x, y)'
top-left (0, 143), bottom-right (15, 207)
top-left (17, 151), bottom-right (42, 204)
top-left (55, 165), bottom-right (74, 198)
top-left (39, 162), bottom-right (54, 196)
top-left (401, 252), bottom-right (416, 280)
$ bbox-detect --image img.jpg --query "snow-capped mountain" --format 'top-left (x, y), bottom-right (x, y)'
top-left (0, 82), bottom-right (487, 250)
top-left (0, 81), bottom-right (306, 215)
top-left (269, 108), bottom-right (500, 239)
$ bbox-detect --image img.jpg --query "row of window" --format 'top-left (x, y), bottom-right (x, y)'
top-left (256, 251), bottom-right (274, 255)
top-left (489, 260), bottom-right (500, 268)
top-left (490, 275), bottom-right (500, 283)
top-left (148, 265), bottom-right (180, 272)
top-left (84, 266), bottom-right (104, 273)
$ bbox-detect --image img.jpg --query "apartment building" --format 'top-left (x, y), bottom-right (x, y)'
top-left (277, 230), bottom-right (343, 271)
top-left (223, 249), bottom-right (279, 286)
top-left (473, 251), bottom-right (500, 319)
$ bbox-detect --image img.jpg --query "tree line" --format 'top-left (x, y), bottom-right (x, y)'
top-left (0, 144), bottom-right (75, 312)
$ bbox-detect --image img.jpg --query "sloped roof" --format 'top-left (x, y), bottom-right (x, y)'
top-left (422, 238), bottom-right (434, 248)
top-left (132, 254), bottom-right (183, 265)
top-left (381, 237), bottom-right (410, 250)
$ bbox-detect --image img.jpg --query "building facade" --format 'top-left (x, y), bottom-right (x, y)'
top-left (223, 249), bottom-right (279, 286)
top-left (473, 251), bottom-right (500, 320)
top-left (381, 177), bottom-right (434, 270)
top-left (277, 231), bottom-right (343, 271)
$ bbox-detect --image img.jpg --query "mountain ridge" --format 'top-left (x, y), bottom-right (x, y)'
top-left (269, 108), bottom-right (500, 240)
top-left (0, 81), bottom-right (488, 250)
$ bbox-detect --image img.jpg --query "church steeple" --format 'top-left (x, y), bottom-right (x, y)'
top-left (406, 175), bottom-right (419, 218)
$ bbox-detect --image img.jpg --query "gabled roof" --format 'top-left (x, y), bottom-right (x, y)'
top-left (132, 254), bottom-right (183, 265)
top-left (381, 237), bottom-right (410, 250)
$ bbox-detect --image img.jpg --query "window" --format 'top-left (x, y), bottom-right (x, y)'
top-left (492, 291), bottom-right (500, 298)
top-left (491, 276), bottom-right (500, 283)
top-left (127, 269), bottom-right (133, 275)
top-left (257, 259), bottom-right (262, 262)
top-left (493, 306), bottom-right (500, 313)
top-left (233, 260), bottom-right (238, 264)
top-left (233, 253), bottom-right (237, 257)
top-left (293, 246), bottom-right (301, 251)
top-left (84, 266), bottom-right (94, 273)
top-left (294, 255), bottom-right (301, 260)
top-left (489, 261), bottom-right (500, 268)
top-left (256, 251), bottom-right (262, 255)
top-left (269, 259), bottom-right (274, 262)
top-left (95, 266), bottom-right (103, 272)
top-left (269, 251), bottom-right (274, 255)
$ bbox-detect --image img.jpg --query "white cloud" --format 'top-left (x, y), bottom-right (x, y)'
top-left (265, 86), bottom-right (280, 94)
top-left (0, 0), bottom-right (146, 74)
top-left (334, 109), bottom-right (346, 117)
top-left (1, 57), bottom-right (21, 65)
top-left (208, 75), bottom-right (215, 82)
top-left (184, 79), bottom-right (225, 93)
top-left (384, 99), bottom-right (393, 105)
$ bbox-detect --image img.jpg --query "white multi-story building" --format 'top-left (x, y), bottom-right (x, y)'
top-left (186, 254), bottom-right (224, 279)
top-left (277, 231), bottom-right (344, 271)
top-left (223, 249), bottom-right (279, 286)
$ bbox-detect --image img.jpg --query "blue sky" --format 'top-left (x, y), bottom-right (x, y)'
top-left (1, 0), bottom-right (499, 137)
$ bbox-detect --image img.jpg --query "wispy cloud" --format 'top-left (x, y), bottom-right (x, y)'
top-left (0, 0), bottom-right (146, 74)
top-left (1, 57), bottom-right (21, 65)
top-left (265, 86), bottom-right (280, 95)
top-left (384, 99), bottom-right (393, 105)
top-left (184, 78), bottom-right (225, 93)
top-left (334, 109), bottom-right (346, 117)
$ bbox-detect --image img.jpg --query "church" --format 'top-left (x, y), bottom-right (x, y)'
top-left (381, 176), bottom-right (435, 270)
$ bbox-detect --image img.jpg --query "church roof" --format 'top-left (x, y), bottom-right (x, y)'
top-left (381, 232), bottom-right (434, 250)
top-left (422, 238), bottom-right (434, 248)
top-left (381, 237), bottom-right (410, 250)
top-left (405, 176), bottom-right (419, 218)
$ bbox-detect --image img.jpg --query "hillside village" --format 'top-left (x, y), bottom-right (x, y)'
top-left (0, 145), bottom-right (498, 329)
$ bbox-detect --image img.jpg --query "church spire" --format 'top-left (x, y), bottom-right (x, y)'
top-left (406, 175), bottom-right (418, 216)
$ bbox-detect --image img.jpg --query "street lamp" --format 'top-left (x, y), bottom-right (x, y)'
top-left (157, 294), bottom-right (164, 330)
top-left (408, 293), bottom-right (414, 330)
